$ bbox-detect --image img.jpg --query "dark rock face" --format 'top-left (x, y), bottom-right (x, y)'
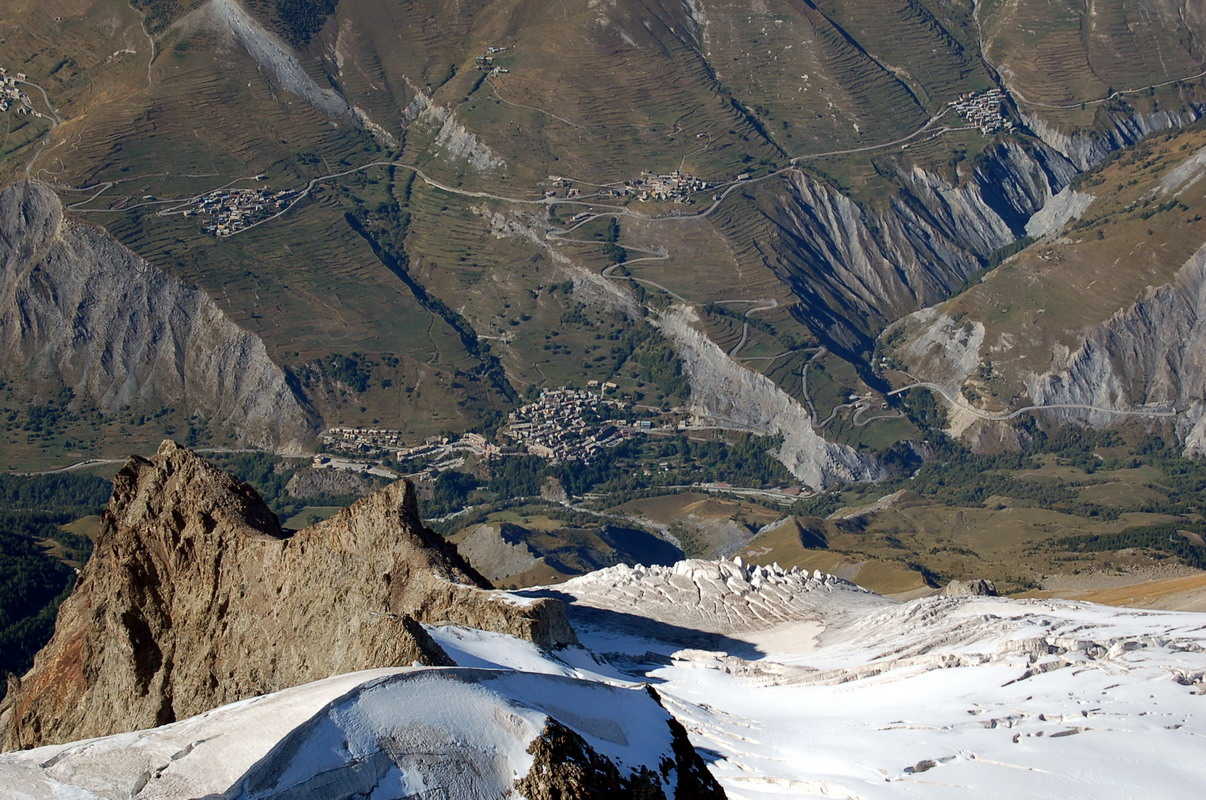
top-left (761, 141), bottom-right (1079, 359)
top-left (515, 696), bottom-right (727, 800)
top-left (0, 441), bottom-right (574, 750)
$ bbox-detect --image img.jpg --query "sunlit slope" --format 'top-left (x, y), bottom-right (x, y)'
top-left (884, 124), bottom-right (1206, 457)
top-left (980, 0), bottom-right (1205, 126)
top-left (1, 0), bottom-right (1205, 457)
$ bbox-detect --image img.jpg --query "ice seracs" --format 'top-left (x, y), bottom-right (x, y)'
top-left (534, 557), bottom-right (886, 637)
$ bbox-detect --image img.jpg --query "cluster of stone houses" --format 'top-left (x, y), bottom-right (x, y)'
top-left (632, 171), bottom-right (712, 202)
top-left (184, 187), bottom-right (295, 237)
top-left (322, 428), bottom-right (498, 462)
top-left (0, 68), bottom-right (33, 115)
top-left (475, 45), bottom-right (511, 75)
top-left (502, 388), bottom-right (630, 463)
top-left (951, 88), bottom-right (1013, 135)
top-left (543, 171), bottom-right (712, 204)
top-left (318, 384), bottom-right (663, 474)
top-left (321, 426), bottom-right (408, 453)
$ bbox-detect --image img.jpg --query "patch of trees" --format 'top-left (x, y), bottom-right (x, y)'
top-left (0, 473), bottom-right (111, 514)
top-left (792, 492), bottom-right (844, 518)
top-left (487, 456), bottom-right (545, 499)
top-left (610, 324), bottom-right (688, 402)
top-left (0, 524), bottom-right (74, 693)
top-left (325, 353), bottom-right (374, 393)
top-left (0, 473), bottom-right (113, 698)
top-left (866, 435), bottom-right (1121, 519)
top-left (275, 0), bottom-right (341, 46)
top-left (1054, 524), bottom-right (1206, 570)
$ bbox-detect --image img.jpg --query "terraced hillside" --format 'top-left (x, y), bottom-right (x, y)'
top-left (0, 0), bottom-right (1203, 482)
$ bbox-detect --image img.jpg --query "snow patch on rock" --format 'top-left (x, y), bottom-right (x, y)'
top-left (0, 668), bottom-right (693, 799)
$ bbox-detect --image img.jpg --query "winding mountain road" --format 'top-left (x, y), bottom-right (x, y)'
top-left (888, 382), bottom-right (1178, 422)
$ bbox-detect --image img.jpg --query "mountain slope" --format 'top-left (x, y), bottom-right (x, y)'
top-left (0, 0), bottom-right (1203, 478)
top-left (886, 124), bottom-right (1206, 450)
top-left (0, 180), bottom-right (318, 452)
top-left (0, 441), bottom-right (574, 749)
top-left (0, 667), bottom-right (724, 800)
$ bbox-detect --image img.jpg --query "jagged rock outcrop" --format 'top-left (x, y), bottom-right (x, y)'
top-left (517, 701), bottom-right (726, 800)
top-left (456, 522), bottom-right (547, 583)
top-left (1024, 105), bottom-right (1206, 171)
top-left (0, 441), bottom-right (574, 750)
top-left (0, 180), bottom-right (318, 452)
top-left (535, 558), bottom-right (890, 638)
top-left (284, 465), bottom-right (389, 500)
top-left (942, 578), bottom-right (998, 597)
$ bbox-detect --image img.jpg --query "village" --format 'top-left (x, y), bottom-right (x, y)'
top-left (545, 170), bottom-right (714, 206)
top-left (318, 427), bottom-right (499, 478)
top-left (474, 44), bottom-right (511, 76)
top-left (501, 386), bottom-right (632, 462)
top-left (179, 185), bottom-right (297, 237)
top-left (950, 88), bottom-right (1013, 135)
top-left (0, 68), bottom-right (35, 116)
top-left (315, 384), bottom-right (680, 479)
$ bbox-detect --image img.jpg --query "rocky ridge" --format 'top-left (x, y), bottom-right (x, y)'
top-left (0, 441), bottom-right (574, 750)
top-left (0, 180), bottom-right (318, 452)
top-left (1024, 106), bottom-right (1206, 172)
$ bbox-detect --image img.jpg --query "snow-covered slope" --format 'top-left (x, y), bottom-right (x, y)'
top-left (520, 560), bottom-right (1206, 799)
top-left (4, 558), bottom-right (1205, 800)
top-left (0, 667), bottom-right (717, 799)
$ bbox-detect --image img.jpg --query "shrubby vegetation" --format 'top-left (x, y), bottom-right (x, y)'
top-left (0, 473), bottom-right (111, 512)
top-left (0, 527), bottom-right (73, 689)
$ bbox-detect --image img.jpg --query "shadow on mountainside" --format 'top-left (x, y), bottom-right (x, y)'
top-left (519, 589), bottom-right (764, 664)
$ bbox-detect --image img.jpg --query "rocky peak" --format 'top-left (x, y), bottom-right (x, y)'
top-left (1, 442), bottom-right (573, 751)
top-left (108, 439), bottom-right (286, 542)
top-left (942, 578), bottom-right (999, 597)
